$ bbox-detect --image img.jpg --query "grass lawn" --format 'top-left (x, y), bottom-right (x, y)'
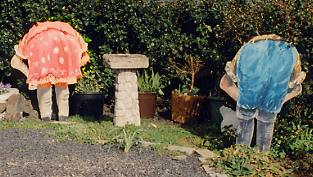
top-left (0, 115), bottom-right (215, 150)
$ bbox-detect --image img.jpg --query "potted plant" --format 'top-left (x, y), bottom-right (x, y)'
top-left (170, 55), bottom-right (206, 124)
top-left (71, 51), bottom-right (113, 119)
top-left (137, 69), bottom-right (164, 119)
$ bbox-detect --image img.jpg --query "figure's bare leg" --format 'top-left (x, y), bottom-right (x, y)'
top-left (55, 86), bottom-right (69, 121)
top-left (37, 87), bottom-right (52, 121)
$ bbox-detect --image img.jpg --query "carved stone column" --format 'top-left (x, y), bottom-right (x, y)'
top-left (103, 54), bottom-right (149, 126)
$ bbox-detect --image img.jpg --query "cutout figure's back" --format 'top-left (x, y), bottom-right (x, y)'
top-left (236, 40), bottom-right (297, 113)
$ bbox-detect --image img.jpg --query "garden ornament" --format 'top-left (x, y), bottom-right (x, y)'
top-left (219, 34), bottom-right (306, 151)
top-left (11, 21), bottom-right (89, 121)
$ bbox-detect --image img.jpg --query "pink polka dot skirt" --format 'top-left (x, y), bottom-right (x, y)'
top-left (16, 21), bottom-right (89, 90)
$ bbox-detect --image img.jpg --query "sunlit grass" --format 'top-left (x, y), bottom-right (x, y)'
top-left (0, 116), bottom-right (210, 149)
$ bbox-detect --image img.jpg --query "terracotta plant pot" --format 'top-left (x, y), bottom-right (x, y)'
top-left (138, 92), bottom-right (157, 119)
top-left (171, 91), bottom-right (206, 123)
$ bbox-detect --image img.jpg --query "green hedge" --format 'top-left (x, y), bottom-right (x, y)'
top-left (0, 0), bottom-right (312, 154)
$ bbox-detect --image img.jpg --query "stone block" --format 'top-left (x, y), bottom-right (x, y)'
top-left (165, 145), bottom-right (196, 156)
top-left (141, 140), bottom-right (157, 148)
top-left (103, 54), bottom-right (149, 69)
top-left (4, 94), bottom-right (24, 121)
top-left (172, 155), bottom-right (187, 161)
top-left (195, 148), bottom-right (216, 159)
top-left (23, 99), bottom-right (39, 119)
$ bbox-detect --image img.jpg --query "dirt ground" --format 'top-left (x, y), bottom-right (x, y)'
top-left (0, 129), bottom-right (208, 177)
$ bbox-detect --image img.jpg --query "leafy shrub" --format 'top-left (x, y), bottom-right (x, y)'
top-left (207, 144), bottom-right (289, 176)
top-left (74, 50), bottom-right (114, 95)
top-left (272, 120), bottom-right (313, 156)
top-left (202, 125), bottom-right (236, 150)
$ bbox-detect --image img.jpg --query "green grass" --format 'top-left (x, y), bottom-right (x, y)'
top-left (0, 116), bottom-right (211, 150)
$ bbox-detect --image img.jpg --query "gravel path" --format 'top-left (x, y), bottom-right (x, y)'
top-left (0, 129), bottom-right (208, 177)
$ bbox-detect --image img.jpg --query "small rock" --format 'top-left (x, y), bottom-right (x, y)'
top-left (202, 165), bottom-right (216, 174)
top-left (0, 112), bottom-right (5, 121)
top-left (141, 140), bottom-right (157, 148)
top-left (198, 157), bottom-right (208, 163)
top-left (195, 148), bottom-right (216, 159)
top-left (6, 162), bottom-right (18, 166)
top-left (172, 155), bottom-right (187, 161)
top-left (0, 88), bottom-right (19, 103)
top-left (96, 140), bottom-right (108, 144)
top-left (215, 173), bottom-right (228, 177)
top-left (50, 121), bottom-right (74, 125)
top-left (165, 145), bottom-right (195, 156)
top-left (23, 99), bottom-right (39, 119)
top-left (202, 165), bottom-right (228, 177)
top-left (19, 116), bottom-right (27, 122)
top-left (150, 123), bottom-right (157, 128)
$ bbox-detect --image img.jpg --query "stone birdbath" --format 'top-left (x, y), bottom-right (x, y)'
top-left (103, 54), bottom-right (149, 127)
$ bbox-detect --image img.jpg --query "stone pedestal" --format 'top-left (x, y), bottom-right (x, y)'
top-left (103, 54), bottom-right (149, 126)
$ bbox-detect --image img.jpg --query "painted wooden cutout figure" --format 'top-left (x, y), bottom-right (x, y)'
top-left (220, 34), bottom-right (306, 151)
top-left (11, 21), bottom-right (89, 121)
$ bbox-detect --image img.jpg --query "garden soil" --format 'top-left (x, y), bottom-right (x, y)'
top-left (0, 129), bottom-right (208, 177)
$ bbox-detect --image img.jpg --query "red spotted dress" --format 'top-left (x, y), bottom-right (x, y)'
top-left (15, 21), bottom-right (89, 90)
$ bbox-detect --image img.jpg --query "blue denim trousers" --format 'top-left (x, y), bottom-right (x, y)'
top-left (236, 107), bottom-right (277, 151)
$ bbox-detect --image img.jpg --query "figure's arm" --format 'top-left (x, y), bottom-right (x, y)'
top-left (10, 55), bottom-right (29, 77)
top-left (80, 52), bottom-right (89, 66)
top-left (219, 74), bottom-right (238, 101)
top-left (283, 85), bottom-right (302, 103)
top-left (284, 54), bottom-right (306, 103)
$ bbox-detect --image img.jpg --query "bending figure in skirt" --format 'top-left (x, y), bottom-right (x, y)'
top-left (11, 21), bottom-right (89, 121)
top-left (219, 34), bottom-right (306, 151)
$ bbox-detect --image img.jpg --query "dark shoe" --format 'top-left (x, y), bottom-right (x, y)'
top-left (58, 116), bottom-right (68, 121)
top-left (41, 116), bottom-right (51, 121)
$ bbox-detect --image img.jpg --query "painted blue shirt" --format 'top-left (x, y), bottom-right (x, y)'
top-left (236, 40), bottom-right (297, 113)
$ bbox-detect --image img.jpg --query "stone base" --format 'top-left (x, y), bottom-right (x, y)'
top-left (0, 88), bottom-right (39, 121)
top-left (114, 70), bottom-right (140, 127)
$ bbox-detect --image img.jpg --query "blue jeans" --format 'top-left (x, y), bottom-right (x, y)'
top-left (236, 107), bottom-right (277, 151)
